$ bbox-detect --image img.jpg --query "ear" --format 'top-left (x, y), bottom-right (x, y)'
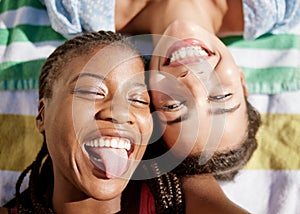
top-left (36, 98), bottom-right (46, 133)
top-left (238, 67), bottom-right (249, 98)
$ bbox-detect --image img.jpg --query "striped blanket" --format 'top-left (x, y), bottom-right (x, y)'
top-left (1, 1), bottom-right (300, 213)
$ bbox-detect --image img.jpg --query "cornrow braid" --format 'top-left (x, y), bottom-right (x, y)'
top-left (15, 30), bottom-right (142, 214)
top-left (39, 30), bottom-right (140, 100)
top-left (146, 162), bottom-right (185, 214)
top-left (16, 141), bottom-right (52, 213)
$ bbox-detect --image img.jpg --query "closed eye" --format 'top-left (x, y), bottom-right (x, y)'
top-left (128, 91), bottom-right (150, 107)
top-left (161, 100), bottom-right (186, 112)
top-left (73, 89), bottom-right (106, 99)
top-left (129, 98), bottom-right (149, 105)
top-left (208, 93), bottom-right (232, 102)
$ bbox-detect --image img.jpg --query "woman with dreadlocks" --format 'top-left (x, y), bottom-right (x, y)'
top-left (0, 30), bottom-right (153, 214)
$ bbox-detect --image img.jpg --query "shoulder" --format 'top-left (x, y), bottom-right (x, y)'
top-left (0, 207), bottom-right (8, 214)
top-left (0, 207), bottom-right (18, 214)
top-left (182, 174), bottom-right (249, 214)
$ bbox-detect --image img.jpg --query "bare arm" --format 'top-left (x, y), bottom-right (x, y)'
top-left (182, 174), bottom-right (249, 214)
top-left (0, 208), bottom-right (8, 214)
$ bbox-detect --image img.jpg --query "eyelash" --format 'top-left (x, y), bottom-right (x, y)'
top-left (128, 93), bottom-right (150, 106)
top-left (161, 101), bottom-right (186, 112)
top-left (129, 99), bottom-right (149, 105)
top-left (73, 89), bottom-right (106, 98)
top-left (208, 93), bottom-right (232, 102)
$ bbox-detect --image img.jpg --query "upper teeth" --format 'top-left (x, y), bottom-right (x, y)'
top-left (85, 137), bottom-right (131, 151)
top-left (170, 46), bottom-right (208, 63)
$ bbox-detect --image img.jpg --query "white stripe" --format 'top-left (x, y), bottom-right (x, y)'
top-left (248, 90), bottom-right (300, 114)
top-left (0, 6), bottom-right (50, 29)
top-left (220, 169), bottom-right (300, 214)
top-left (229, 48), bottom-right (300, 68)
top-left (0, 90), bottom-right (38, 115)
top-left (0, 170), bottom-right (28, 206)
top-left (0, 41), bottom-right (63, 63)
top-left (0, 89), bottom-right (299, 116)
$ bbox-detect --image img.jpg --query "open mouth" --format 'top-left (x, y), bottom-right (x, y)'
top-left (84, 136), bottom-right (134, 179)
top-left (163, 38), bottom-right (214, 66)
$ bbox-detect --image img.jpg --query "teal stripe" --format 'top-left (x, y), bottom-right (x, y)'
top-left (0, 0), bottom-right (45, 13)
top-left (0, 60), bottom-right (45, 90)
top-left (0, 78), bottom-right (39, 90)
top-left (222, 34), bottom-right (300, 50)
top-left (0, 25), bottom-right (66, 45)
top-left (244, 66), bottom-right (300, 94)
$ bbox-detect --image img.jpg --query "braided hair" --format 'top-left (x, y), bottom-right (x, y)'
top-left (144, 99), bottom-right (261, 213)
top-left (15, 31), bottom-right (142, 214)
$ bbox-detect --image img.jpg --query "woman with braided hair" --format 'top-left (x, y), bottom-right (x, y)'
top-left (0, 30), bottom-right (153, 214)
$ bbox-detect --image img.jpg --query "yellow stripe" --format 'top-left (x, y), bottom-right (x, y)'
top-left (246, 114), bottom-right (300, 170)
top-left (0, 114), bottom-right (42, 171)
top-left (0, 114), bottom-right (299, 172)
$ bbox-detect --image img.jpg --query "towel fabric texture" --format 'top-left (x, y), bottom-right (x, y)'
top-left (0, 1), bottom-right (300, 213)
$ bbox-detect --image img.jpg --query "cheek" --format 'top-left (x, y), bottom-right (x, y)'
top-left (44, 99), bottom-right (83, 153)
top-left (220, 115), bottom-right (248, 149)
top-left (134, 144), bottom-right (148, 160)
top-left (135, 110), bottom-right (153, 135)
top-left (162, 124), bottom-right (181, 148)
top-left (72, 101), bottom-right (96, 133)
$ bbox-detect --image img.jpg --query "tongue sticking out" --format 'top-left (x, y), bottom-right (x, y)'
top-left (90, 147), bottom-right (129, 179)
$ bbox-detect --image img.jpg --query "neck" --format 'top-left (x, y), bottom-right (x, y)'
top-left (52, 174), bottom-right (121, 214)
top-left (152, 0), bottom-right (227, 35)
top-left (120, 0), bottom-right (228, 35)
top-left (119, 0), bottom-right (244, 37)
top-left (53, 197), bottom-right (121, 214)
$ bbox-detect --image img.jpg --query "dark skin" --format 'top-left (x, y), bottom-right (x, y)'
top-left (120, 176), bottom-right (248, 214)
top-left (1, 1), bottom-right (246, 213)
top-left (116, 0), bottom-right (244, 35)
top-left (116, 0), bottom-right (249, 213)
top-left (0, 208), bottom-right (7, 214)
top-left (182, 175), bottom-right (248, 214)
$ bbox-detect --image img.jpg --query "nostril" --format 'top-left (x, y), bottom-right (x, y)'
top-left (108, 118), bottom-right (134, 125)
top-left (95, 113), bottom-right (133, 125)
top-left (178, 70), bottom-right (189, 78)
top-left (94, 110), bottom-right (133, 124)
top-left (106, 118), bottom-right (118, 123)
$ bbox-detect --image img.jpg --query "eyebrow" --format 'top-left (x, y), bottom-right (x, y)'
top-left (70, 72), bottom-right (106, 84)
top-left (159, 103), bottom-right (240, 125)
top-left (209, 103), bottom-right (241, 115)
top-left (161, 112), bottom-right (189, 125)
top-left (70, 72), bottom-right (148, 89)
top-left (130, 82), bottom-right (148, 88)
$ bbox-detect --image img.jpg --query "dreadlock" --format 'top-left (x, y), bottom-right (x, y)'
top-left (15, 30), bottom-right (142, 214)
top-left (144, 99), bottom-right (261, 213)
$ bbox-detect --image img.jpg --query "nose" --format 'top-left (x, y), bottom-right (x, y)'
top-left (161, 65), bottom-right (190, 79)
top-left (94, 99), bottom-right (134, 125)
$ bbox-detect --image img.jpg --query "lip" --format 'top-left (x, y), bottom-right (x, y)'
top-left (82, 129), bottom-right (140, 179)
top-left (163, 38), bottom-right (214, 66)
top-left (82, 129), bottom-right (139, 156)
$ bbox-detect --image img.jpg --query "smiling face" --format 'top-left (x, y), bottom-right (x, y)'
top-left (38, 45), bottom-right (152, 201)
top-left (150, 20), bottom-right (249, 160)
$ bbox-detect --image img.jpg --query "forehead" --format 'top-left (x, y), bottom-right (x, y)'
top-left (60, 46), bottom-right (144, 84)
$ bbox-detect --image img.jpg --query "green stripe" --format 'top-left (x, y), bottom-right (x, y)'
top-left (0, 60), bottom-right (45, 90)
top-left (244, 66), bottom-right (300, 94)
top-left (222, 34), bottom-right (300, 50)
top-left (0, 25), bottom-right (66, 45)
top-left (0, 0), bottom-right (45, 13)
